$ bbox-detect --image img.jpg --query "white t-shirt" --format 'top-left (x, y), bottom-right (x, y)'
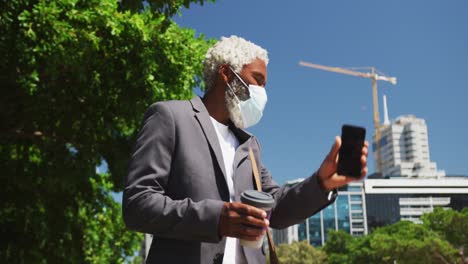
top-left (209, 117), bottom-right (247, 264)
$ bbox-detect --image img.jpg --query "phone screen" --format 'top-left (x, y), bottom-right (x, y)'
top-left (337, 125), bottom-right (366, 178)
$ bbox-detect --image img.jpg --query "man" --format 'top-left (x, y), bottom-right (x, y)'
top-left (123, 36), bottom-right (368, 264)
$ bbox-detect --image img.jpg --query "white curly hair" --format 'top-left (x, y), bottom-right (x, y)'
top-left (203, 35), bottom-right (269, 90)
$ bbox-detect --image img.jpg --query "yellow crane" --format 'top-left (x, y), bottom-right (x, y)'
top-left (299, 61), bottom-right (397, 173)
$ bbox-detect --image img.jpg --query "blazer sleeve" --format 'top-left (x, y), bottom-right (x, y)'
top-left (122, 103), bottom-right (224, 243)
top-left (251, 138), bottom-right (337, 229)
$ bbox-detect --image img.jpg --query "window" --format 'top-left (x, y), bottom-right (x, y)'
top-left (351, 204), bottom-right (362, 211)
top-left (352, 213), bottom-right (363, 218)
top-left (347, 186), bottom-right (362, 192)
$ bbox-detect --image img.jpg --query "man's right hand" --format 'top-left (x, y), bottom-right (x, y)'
top-left (218, 202), bottom-right (269, 241)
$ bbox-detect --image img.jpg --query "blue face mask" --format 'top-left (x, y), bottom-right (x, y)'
top-left (227, 67), bottom-right (267, 129)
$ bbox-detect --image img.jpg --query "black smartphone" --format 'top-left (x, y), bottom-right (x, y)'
top-left (337, 124), bottom-right (366, 178)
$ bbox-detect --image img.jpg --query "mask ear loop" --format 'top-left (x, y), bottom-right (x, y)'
top-left (226, 80), bottom-right (245, 128)
top-left (228, 66), bottom-right (251, 99)
top-left (226, 82), bottom-right (241, 105)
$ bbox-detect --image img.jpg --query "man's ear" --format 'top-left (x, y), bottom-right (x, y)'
top-left (218, 64), bottom-right (231, 84)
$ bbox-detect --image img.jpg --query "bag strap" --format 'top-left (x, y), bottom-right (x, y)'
top-left (248, 147), bottom-right (280, 264)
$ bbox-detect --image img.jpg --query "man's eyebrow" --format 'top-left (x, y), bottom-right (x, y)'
top-left (252, 72), bottom-right (265, 82)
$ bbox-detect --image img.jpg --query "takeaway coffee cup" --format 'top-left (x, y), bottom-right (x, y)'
top-left (239, 190), bottom-right (275, 248)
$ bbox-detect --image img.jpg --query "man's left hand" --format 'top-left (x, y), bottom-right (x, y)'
top-left (318, 136), bottom-right (369, 192)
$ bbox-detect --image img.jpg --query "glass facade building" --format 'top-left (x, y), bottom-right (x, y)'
top-left (295, 181), bottom-right (367, 247)
top-left (365, 177), bottom-right (468, 229)
top-left (272, 176), bottom-right (468, 249)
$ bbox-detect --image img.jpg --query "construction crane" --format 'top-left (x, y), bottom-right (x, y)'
top-left (299, 61), bottom-right (397, 173)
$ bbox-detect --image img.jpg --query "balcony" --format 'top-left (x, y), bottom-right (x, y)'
top-left (400, 207), bottom-right (434, 216)
top-left (399, 197), bottom-right (451, 206)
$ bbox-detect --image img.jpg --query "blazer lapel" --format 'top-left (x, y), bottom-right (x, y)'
top-left (190, 97), bottom-right (228, 182)
top-left (230, 124), bottom-right (256, 199)
top-left (230, 125), bottom-right (253, 169)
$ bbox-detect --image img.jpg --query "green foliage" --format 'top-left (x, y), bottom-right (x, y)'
top-left (363, 221), bottom-right (458, 264)
top-left (1, 0), bottom-right (214, 262)
top-left (325, 221), bottom-right (460, 264)
top-left (421, 207), bottom-right (468, 251)
top-left (323, 230), bottom-right (354, 263)
top-left (273, 240), bottom-right (328, 264)
top-left (79, 173), bottom-right (143, 263)
top-left (119, 0), bottom-right (216, 18)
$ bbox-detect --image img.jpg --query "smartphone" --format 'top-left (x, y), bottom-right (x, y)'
top-left (337, 124), bottom-right (366, 178)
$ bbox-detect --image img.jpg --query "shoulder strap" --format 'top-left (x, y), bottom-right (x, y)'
top-left (248, 147), bottom-right (280, 264)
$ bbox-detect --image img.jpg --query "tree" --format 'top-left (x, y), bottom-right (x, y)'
top-left (0, 0), bottom-right (214, 262)
top-left (271, 240), bottom-right (328, 264)
top-left (119, 0), bottom-right (215, 19)
top-left (421, 207), bottom-right (468, 252)
top-left (361, 221), bottom-right (459, 264)
top-left (323, 230), bottom-right (355, 264)
top-left (325, 222), bottom-right (460, 264)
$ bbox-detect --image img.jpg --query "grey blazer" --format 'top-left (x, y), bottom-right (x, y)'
top-left (123, 96), bottom-right (336, 264)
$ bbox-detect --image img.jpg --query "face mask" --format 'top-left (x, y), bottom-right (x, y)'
top-left (226, 69), bottom-right (267, 129)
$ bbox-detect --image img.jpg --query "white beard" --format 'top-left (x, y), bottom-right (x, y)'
top-left (225, 80), bottom-right (246, 129)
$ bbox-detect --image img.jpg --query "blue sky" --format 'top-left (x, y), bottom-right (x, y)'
top-left (171, 0), bottom-right (468, 185)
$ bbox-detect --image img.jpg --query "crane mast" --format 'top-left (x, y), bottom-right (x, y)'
top-left (299, 61), bottom-right (397, 174)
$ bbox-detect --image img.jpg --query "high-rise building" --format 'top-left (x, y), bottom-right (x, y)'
top-left (272, 176), bottom-right (468, 247)
top-left (365, 176), bottom-right (468, 228)
top-left (271, 224), bottom-right (299, 245)
top-left (271, 98), bottom-right (464, 248)
top-left (141, 234), bottom-right (153, 261)
top-left (374, 103), bottom-right (445, 178)
top-left (272, 181), bottom-right (367, 247)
